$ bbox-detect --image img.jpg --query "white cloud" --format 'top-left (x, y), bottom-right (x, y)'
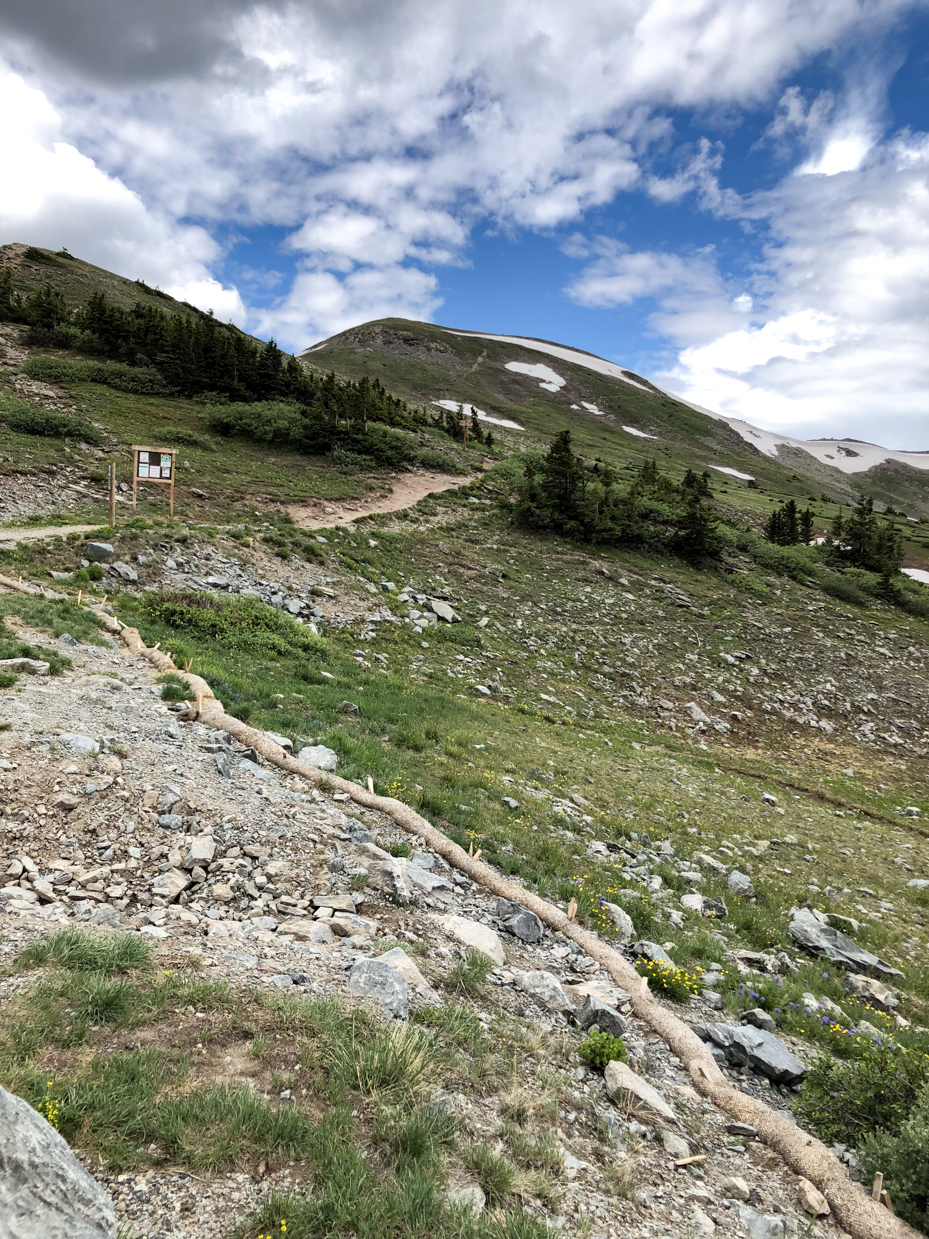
top-left (0, 67), bottom-right (246, 324)
top-left (660, 131), bottom-right (929, 445)
top-left (566, 240), bottom-right (751, 346)
top-left (257, 263), bottom-right (442, 345)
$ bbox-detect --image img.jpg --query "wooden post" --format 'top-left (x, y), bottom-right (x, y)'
top-left (132, 462), bottom-right (138, 511)
top-left (169, 463), bottom-right (175, 517)
top-left (108, 462), bottom-right (116, 527)
top-left (872, 1172), bottom-right (883, 1201)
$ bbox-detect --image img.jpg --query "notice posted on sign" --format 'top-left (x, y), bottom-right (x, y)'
top-left (132, 445), bottom-right (177, 514)
top-left (136, 450), bottom-right (173, 480)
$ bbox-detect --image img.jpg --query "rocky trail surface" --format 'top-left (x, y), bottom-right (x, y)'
top-left (0, 618), bottom-right (897, 1239)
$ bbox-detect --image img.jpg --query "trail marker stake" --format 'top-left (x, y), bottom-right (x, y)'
top-left (108, 462), bottom-right (116, 527)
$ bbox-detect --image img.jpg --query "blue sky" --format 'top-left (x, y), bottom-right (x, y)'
top-left (1, 0), bottom-right (928, 445)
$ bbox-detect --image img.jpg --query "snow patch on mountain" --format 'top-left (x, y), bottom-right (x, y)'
top-left (445, 327), bottom-right (928, 476)
top-left (446, 329), bottom-right (651, 391)
top-left (504, 361), bottom-right (565, 392)
top-left (710, 465), bottom-right (755, 481)
top-left (432, 400), bottom-right (524, 430)
top-left (622, 425), bottom-right (657, 439)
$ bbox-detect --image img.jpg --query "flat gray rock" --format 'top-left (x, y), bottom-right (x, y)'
top-left (0, 1084), bottom-right (116, 1238)
top-left (517, 969), bottom-right (574, 1013)
top-left (58, 734), bottom-right (99, 755)
top-left (83, 542), bottom-right (114, 563)
top-left (695, 1022), bottom-right (805, 1085)
top-left (633, 940), bottom-right (674, 966)
top-left (604, 1061), bottom-right (675, 1124)
top-left (727, 870), bottom-right (755, 898)
top-left (788, 907), bottom-right (902, 979)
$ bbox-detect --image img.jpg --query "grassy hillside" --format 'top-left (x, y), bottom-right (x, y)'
top-left (0, 242), bottom-right (245, 326)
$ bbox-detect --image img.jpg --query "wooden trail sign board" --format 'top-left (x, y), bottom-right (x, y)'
top-left (132, 446), bottom-right (177, 515)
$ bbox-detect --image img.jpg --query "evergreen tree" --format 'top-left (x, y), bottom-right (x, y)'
top-left (674, 493), bottom-right (721, 563)
top-left (828, 495), bottom-right (903, 575)
top-left (763, 499), bottom-right (801, 545)
top-left (0, 268), bottom-right (19, 320)
top-left (469, 407), bottom-right (484, 444)
top-left (681, 468), bottom-right (712, 497)
top-left (799, 508), bottom-right (814, 545)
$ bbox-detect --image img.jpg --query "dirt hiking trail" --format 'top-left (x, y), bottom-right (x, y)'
top-left (286, 469), bottom-right (476, 529)
top-left (0, 524), bottom-right (102, 544)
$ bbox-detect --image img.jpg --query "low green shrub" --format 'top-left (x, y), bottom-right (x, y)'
top-left (795, 1044), bottom-right (929, 1146)
top-left (463, 1142), bottom-right (516, 1204)
top-left (22, 356), bottom-right (172, 395)
top-left (160, 426), bottom-right (215, 449)
top-left (861, 1088), bottom-right (929, 1233)
top-left (159, 672), bottom-right (193, 702)
top-left (578, 1031), bottom-right (627, 1072)
top-left (449, 950), bottom-right (495, 995)
top-left (325, 1023), bottom-right (436, 1100)
top-left (139, 591), bottom-right (325, 659)
top-left (415, 448), bottom-right (469, 474)
top-left (16, 928), bottom-right (153, 975)
top-left (0, 397), bottom-right (100, 442)
top-left (372, 1103), bottom-right (457, 1170)
top-left (819, 573), bottom-right (870, 607)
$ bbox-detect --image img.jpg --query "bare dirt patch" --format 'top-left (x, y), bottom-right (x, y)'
top-left (287, 469), bottom-right (475, 528)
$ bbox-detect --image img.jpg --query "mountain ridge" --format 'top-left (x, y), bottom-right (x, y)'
top-left (304, 319), bottom-right (929, 484)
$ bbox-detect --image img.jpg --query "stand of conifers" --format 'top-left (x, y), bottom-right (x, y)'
top-left (0, 571), bottom-right (912, 1239)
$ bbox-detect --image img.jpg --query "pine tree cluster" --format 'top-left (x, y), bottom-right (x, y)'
top-left (828, 495), bottom-right (904, 576)
top-left (0, 277), bottom-right (442, 463)
top-left (515, 431), bottom-right (720, 562)
top-left (763, 499), bottom-right (814, 546)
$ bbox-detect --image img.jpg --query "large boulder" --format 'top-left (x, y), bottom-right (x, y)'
top-left (516, 970), bottom-right (574, 1013)
top-left (727, 871), bottom-right (755, 898)
top-left (603, 1061), bottom-right (676, 1125)
top-left (377, 947), bottom-right (443, 1004)
top-left (844, 972), bottom-right (900, 1011)
top-left (355, 842), bottom-right (452, 902)
top-left (348, 958), bottom-right (408, 1019)
top-left (574, 993), bottom-right (627, 1038)
top-left (297, 744), bottom-right (338, 772)
top-left (788, 908), bottom-right (902, 979)
top-left (83, 542), bottom-right (114, 564)
top-left (695, 1023), bottom-right (805, 1085)
top-left (601, 902), bottom-right (635, 941)
top-left (633, 940), bottom-right (674, 966)
top-left (0, 1084), bottom-right (116, 1238)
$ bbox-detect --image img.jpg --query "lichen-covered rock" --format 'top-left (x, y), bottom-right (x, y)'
top-left (348, 958), bottom-right (409, 1019)
top-left (0, 1084), bottom-right (116, 1238)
